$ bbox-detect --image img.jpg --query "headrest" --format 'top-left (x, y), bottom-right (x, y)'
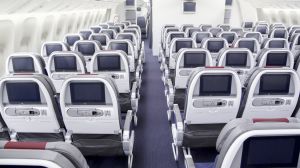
top-left (6, 52), bottom-right (45, 74)
top-left (208, 27), bottom-right (223, 37)
top-left (242, 22), bottom-right (254, 29)
top-left (115, 23), bottom-right (126, 29)
top-left (73, 40), bottom-right (102, 56)
top-left (90, 26), bottom-right (102, 33)
top-left (218, 32), bottom-right (238, 44)
top-left (176, 48), bottom-right (212, 68)
top-left (243, 32), bottom-right (263, 43)
top-left (109, 26), bottom-right (121, 33)
top-left (91, 50), bottom-right (129, 72)
top-left (180, 24), bottom-right (194, 32)
top-left (116, 33), bottom-right (136, 44)
top-left (256, 49), bottom-right (293, 68)
top-left (100, 29), bottom-right (117, 39)
top-left (47, 51), bottom-right (86, 73)
top-left (185, 27), bottom-right (201, 37)
top-left (79, 30), bottom-right (93, 40)
top-left (107, 39), bottom-right (134, 55)
top-left (200, 24), bottom-right (212, 31)
top-left (192, 32), bottom-right (213, 44)
top-left (202, 38), bottom-right (229, 53)
top-left (233, 38), bottom-right (259, 53)
top-left (170, 38), bottom-right (195, 53)
top-left (271, 28), bottom-right (288, 38)
top-left (217, 48), bottom-right (254, 68)
top-left (89, 33), bottom-right (110, 46)
top-left (262, 38), bottom-right (288, 49)
top-left (167, 32), bottom-right (186, 43)
top-left (41, 41), bottom-right (70, 57)
top-left (254, 25), bottom-right (269, 34)
top-left (229, 28), bottom-right (244, 35)
top-left (99, 23), bottom-right (109, 29)
top-left (218, 24), bottom-right (231, 31)
top-left (64, 34), bottom-right (83, 46)
top-left (216, 117), bottom-right (300, 152)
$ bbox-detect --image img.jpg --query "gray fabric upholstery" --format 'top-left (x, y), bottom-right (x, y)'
top-left (174, 89), bottom-right (186, 110)
top-left (182, 124), bottom-right (225, 148)
top-left (119, 93), bottom-right (132, 113)
top-left (71, 134), bottom-right (124, 157)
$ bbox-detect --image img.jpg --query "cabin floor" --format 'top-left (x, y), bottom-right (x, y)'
top-left (86, 36), bottom-right (217, 168)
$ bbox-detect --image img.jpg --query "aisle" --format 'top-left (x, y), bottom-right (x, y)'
top-left (132, 39), bottom-right (179, 168)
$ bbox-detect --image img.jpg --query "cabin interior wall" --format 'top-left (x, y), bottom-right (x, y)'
top-left (152, 0), bottom-right (226, 55)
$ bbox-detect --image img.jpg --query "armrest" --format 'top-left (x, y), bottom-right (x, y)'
top-left (171, 104), bottom-right (184, 146)
top-left (131, 81), bottom-right (138, 100)
top-left (166, 79), bottom-right (174, 108)
top-left (164, 67), bottom-right (170, 83)
top-left (123, 110), bottom-right (134, 155)
top-left (185, 154), bottom-right (196, 168)
top-left (131, 81), bottom-right (139, 113)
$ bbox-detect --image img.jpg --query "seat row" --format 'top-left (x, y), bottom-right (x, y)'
top-left (0, 21), bottom-right (144, 168)
top-left (160, 22), bottom-right (300, 168)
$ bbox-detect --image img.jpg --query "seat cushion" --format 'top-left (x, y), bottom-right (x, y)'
top-left (17, 133), bottom-right (65, 142)
top-left (72, 134), bottom-right (124, 156)
top-left (182, 124), bottom-right (226, 148)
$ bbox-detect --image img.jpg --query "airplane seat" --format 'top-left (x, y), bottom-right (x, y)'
top-left (73, 40), bottom-right (102, 70)
top-left (289, 26), bottom-right (300, 41)
top-left (127, 25), bottom-right (142, 38)
top-left (79, 29), bottom-right (93, 40)
top-left (218, 24), bottom-right (231, 31)
top-left (238, 67), bottom-right (300, 119)
top-left (0, 141), bottom-right (89, 168)
top-left (90, 51), bottom-right (139, 124)
top-left (229, 28), bottom-right (244, 37)
top-left (269, 28), bottom-right (288, 39)
top-left (165, 49), bottom-right (213, 113)
top-left (41, 41), bottom-right (70, 63)
top-left (185, 27), bottom-right (201, 38)
top-left (107, 39), bottom-right (142, 77)
top-left (242, 32), bottom-right (263, 44)
top-left (100, 29), bottom-right (117, 39)
top-left (199, 24), bottom-right (212, 32)
top-left (181, 24), bottom-right (194, 32)
top-left (89, 33), bottom-right (110, 49)
top-left (0, 74), bottom-right (65, 142)
top-left (208, 27), bottom-right (223, 37)
top-left (163, 32), bottom-right (186, 61)
top-left (171, 68), bottom-right (242, 153)
top-left (192, 32), bottom-right (213, 48)
top-left (185, 117), bottom-right (300, 168)
top-left (201, 38), bottom-right (229, 64)
top-left (217, 32), bottom-right (238, 46)
top-left (59, 75), bottom-right (134, 167)
top-left (167, 38), bottom-right (197, 70)
top-left (159, 27), bottom-right (180, 60)
top-left (90, 26), bottom-right (102, 33)
top-left (256, 49), bottom-right (294, 68)
top-left (6, 53), bottom-right (46, 75)
top-left (253, 25), bottom-right (269, 38)
top-left (47, 51), bottom-right (87, 93)
top-left (261, 38), bottom-right (289, 49)
top-left (116, 32), bottom-right (143, 63)
top-left (290, 33), bottom-right (300, 59)
top-left (217, 48), bottom-right (255, 85)
top-left (241, 21), bottom-right (254, 31)
top-left (137, 16), bottom-right (148, 39)
top-left (232, 38), bottom-right (260, 58)
top-left (64, 34), bottom-right (83, 48)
